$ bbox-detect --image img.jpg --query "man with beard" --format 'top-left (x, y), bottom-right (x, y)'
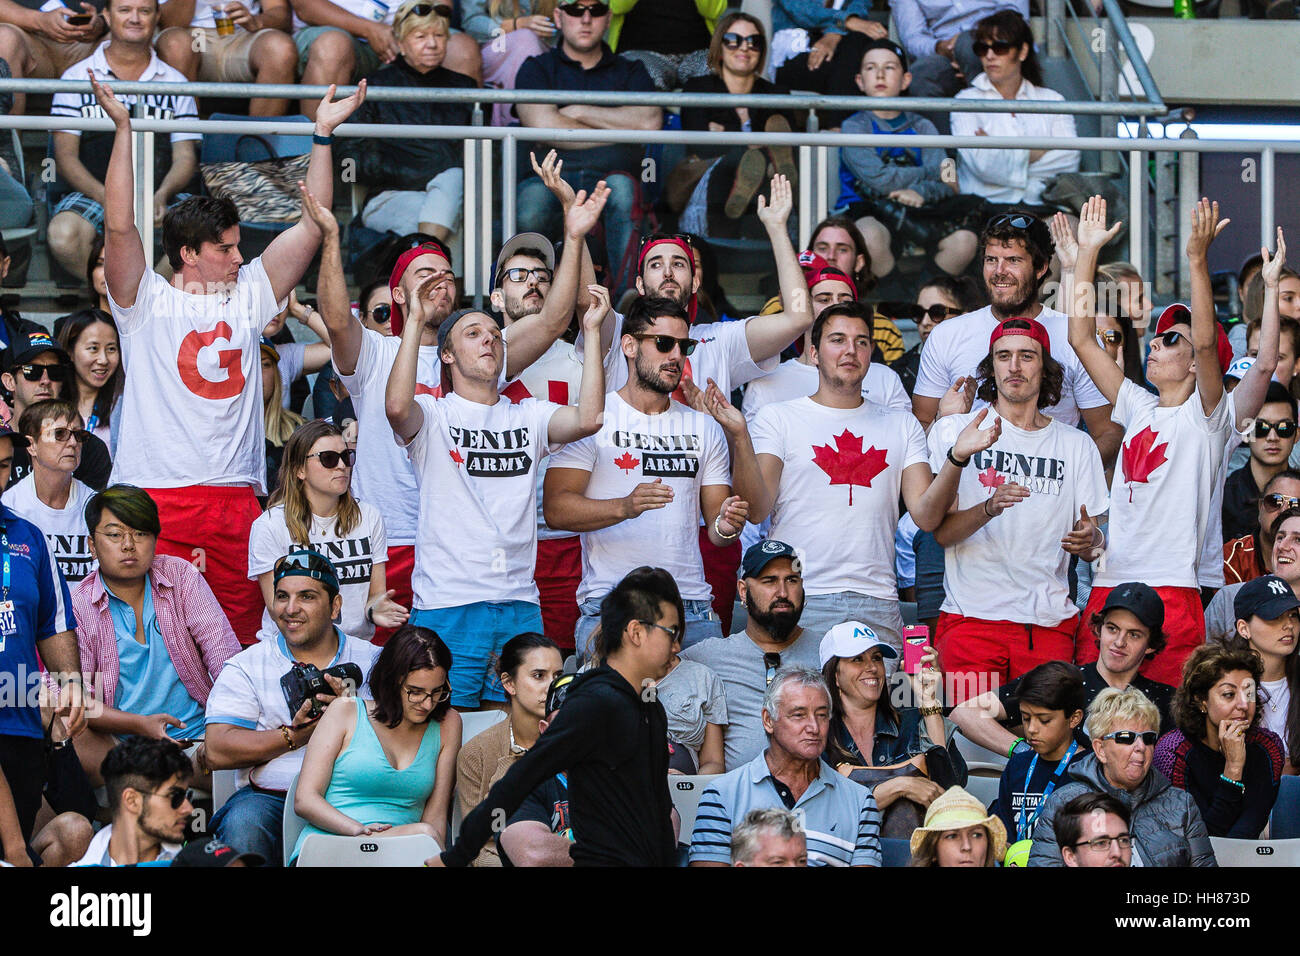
top-left (545, 295), bottom-right (749, 656)
top-left (680, 540), bottom-right (823, 770)
top-left (911, 211), bottom-right (1120, 470)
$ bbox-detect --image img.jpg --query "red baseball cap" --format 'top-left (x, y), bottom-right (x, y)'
top-left (388, 239), bottom-right (453, 336)
top-left (989, 316), bottom-right (1051, 356)
top-left (1154, 303), bottom-right (1233, 375)
top-left (799, 251), bottom-right (857, 300)
top-left (638, 236), bottom-right (698, 322)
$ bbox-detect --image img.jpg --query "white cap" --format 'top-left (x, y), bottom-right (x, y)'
top-left (818, 621), bottom-right (899, 668)
top-left (1224, 355), bottom-right (1255, 381)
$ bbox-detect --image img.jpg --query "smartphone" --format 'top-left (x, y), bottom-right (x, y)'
top-left (66, 13), bottom-right (93, 24)
top-left (902, 625), bottom-right (929, 675)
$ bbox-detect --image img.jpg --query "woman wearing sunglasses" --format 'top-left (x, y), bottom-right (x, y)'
top-left (292, 625), bottom-right (461, 862)
top-left (461, 0), bottom-right (556, 127)
top-left (249, 420), bottom-right (407, 645)
top-left (1028, 686), bottom-right (1216, 866)
top-left (888, 274), bottom-right (983, 396)
top-left (1222, 382), bottom-right (1298, 543)
top-left (671, 14), bottom-right (798, 233)
top-left (1154, 640), bottom-right (1283, 839)
top-left (949, 11), bottom-right (1078, 208)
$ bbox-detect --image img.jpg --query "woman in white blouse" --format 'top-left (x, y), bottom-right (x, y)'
top-left (949, 11), bottom-right (1079, 207)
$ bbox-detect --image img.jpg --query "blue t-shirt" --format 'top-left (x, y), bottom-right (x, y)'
top-left (108, 574), bottom-right (205, 740)
top-left (993, 737), bottom-right (1088, 842)
top-left (0, 505), bottom-right (76, 739)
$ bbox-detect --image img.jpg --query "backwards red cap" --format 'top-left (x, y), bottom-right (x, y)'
top-left (989, 316), bottom-right (1052, 356)
top-left (799, 251), bottom-right (857, 300)
top-left (1154, 303), bottom-right (1233, 375)
top-left (387, 240), bottom-right (453, 336)
top-left (637, 236), bottom-right (698, 322)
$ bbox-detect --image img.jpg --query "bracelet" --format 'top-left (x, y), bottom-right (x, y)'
top-left (983, 498), bottom-right (994, 518)
top-left (946, 447), bottom-right (970, 469)
top-left (366, 603), bottom-right (375, 624)
top-left (1219, 773), bottom-right (1245, 791)
top-left (312, 133), bottom-right (334, 146)
top-left (713, 513), bottom-right (740, 541)
top-left (281, 725), bottom-right (297, 751)
top-left (1008, 737), bottom-right (1026, 759)
top-left (919, 706), bottom-right (943, 717)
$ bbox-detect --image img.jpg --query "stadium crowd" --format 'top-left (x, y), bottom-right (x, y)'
top-left (0, 0), bottom-right (1294, 869)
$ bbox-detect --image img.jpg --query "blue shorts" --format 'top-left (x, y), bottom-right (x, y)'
top-left (411, 600), bottom-right (543, 707)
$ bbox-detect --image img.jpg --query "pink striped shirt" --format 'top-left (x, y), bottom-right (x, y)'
top-left (74, 554), bottom-right (241, 709)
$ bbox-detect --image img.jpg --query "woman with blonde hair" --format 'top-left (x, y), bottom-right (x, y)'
top-left (248, 418), bottom-right (408, 644)
top-left (461, 0), bottom-right (557, 126)
top-left (908, 786), bottom-right (1006, 867)
top-left (261, 337), bottom-right (305, 497)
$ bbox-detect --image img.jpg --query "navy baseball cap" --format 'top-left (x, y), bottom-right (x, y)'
top-left (1235, 574), bottom-right (1300, 623)
top-left (0, 423), bottom-right (28, 448)
top-left (171, 838), bottom-right (264, 867)
top-left (862, 36), bottom-right (908, 71)
top-left (741, 539), bottom-right (800, 579)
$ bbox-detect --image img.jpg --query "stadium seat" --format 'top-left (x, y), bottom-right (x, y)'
top-left (211, 769), bottom-right (239, 815)
top-left (955, 733), bottom-right (1010, 770)
top-left (669, 773), bottom-right (721, 845)
top-left (964, 765), bottom-right (1001, 810)
top-left (880, 836), bottom-right (912, 868)
top-left (296, 833), bottom-right (442, 867)
top-left (447, 709), bottom-right (508, 843)
top-left (282, 774), bottom-right (309, 867)
top-left (1210, 836), bottom-right (1300, 867)
top-left (1269, 776), bottom-right (1300, 839)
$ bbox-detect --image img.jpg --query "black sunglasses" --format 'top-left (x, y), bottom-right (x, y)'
top-left (1256, 419), bottom-right (1299, 440)
top-left (722, 32), bottom-right (764, 51)
top-left (973, 39), bottom-right (1017, 57)
top-left (148, 786), bottom-right (193, 810)
top-left (632, 333), bottom-right (697, 356)
top-left (988, 212), bottom-right (1036, 231)
top-left (764, 652), bottom-right (781, 687)
top-left (16, 363), bottom-right (65, 382)
top-left (397, 3), bottom-right (453, 20)
top-left (1264, 492), bottom-right (1300, 511)
top-left (557, 1), bottom-right (609, 17)
top-left (369, 304), bottom-right (392, 325)
top-left (1101, 730), bottom-right (1158, 746)
top-left (1158, 330), bottom-right (1187, 348)
top-left (308, 448), bottom-right (356, 469)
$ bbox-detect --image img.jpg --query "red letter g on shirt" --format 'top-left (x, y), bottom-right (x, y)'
top-left (177, 323), bottom-right (246, 400)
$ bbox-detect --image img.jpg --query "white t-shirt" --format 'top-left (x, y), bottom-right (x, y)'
top-left (205, 631), bottom-right (380, 791)
top-left (549, 391), bottom-right (731, 603)
top-left (247, 502), bottom-right (388, 643)
top-left (751, 397), bottom-right (929, 598)
top-left (336, 329), bottom-right (440, 547)
top-left (927, 411), bottom-right (1109, 625)
top-left (1261, 676), bottom-right (1291, 755)
top-left (108, 260), bottom-right (283, 492)
top-left (2, 476), bottom-right (97, 586)
top-left (913, 305), bottom-right (1110, 427)
top-left (511, 339), bottom-right (585, 543)
top-left (277, 341), bottom-right (305, 409)
top-left (590, 313), bottom-right (779, 396)
top-left (1094, 378), bottom-right (1234, 589)
top-left (72, 824), bottom-right (180, 867)
top-left (742, 357), bottom-right (911, 422)
top-left (405, 392), bottom-right (560, 610)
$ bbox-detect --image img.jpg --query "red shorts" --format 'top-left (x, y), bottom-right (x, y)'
top-left (536, 535), bottom-right (581, 651)
top-left (935, 611), bottom-right (1078, 705)
top-left (698, 526), bottom-right (741, 636)
top-left (1076, 584), bottom-right (1203, 687)
top-left (147, 485), bottom-right (263, 646)
top-left (373, 544), bottom-right (415, 646)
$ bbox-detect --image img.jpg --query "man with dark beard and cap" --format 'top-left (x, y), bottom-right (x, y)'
top-left (680, 540), bottom-right (822, 771)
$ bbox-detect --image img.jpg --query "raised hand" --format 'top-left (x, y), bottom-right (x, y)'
top-left (298, 182), bottom-right (339, 237)
top-left (406, 270), bottom-right (454, 331)
top-left (531, 150), bottom-right (577, 211)
top-left (580, 284), bottom-right (612, 333)
top-left (1219, 718), bottom-right (1248, 777)
top-left (623, 478), bottom-right (674, 518)
top-left (937, 375), bottom-right (975, 419)
top-left (756, 174), bottom-right (793, 230)
top-left (314, 80), bottom-right (368, 135)
top-left (1060, 505), bottom-right (1102, 556)
top-left (1076, 195), bottom-right (1122, 254)
top-left (952, 406), bottom-right (1000, 460)
top-left (1050, 211), bottom-right (1078, 272)
top-left (88, 70), bottom-right (131, 127)
top-left (565, 181), bottom-right (611, 240)
top-left (1186, 197), bottom-right (1229, 261)
top-left (716, 495), bottom-right (749, 536)
top-left (1261, 227), bottom-right (1287, 287)
top-left (703, 377), bottom-right (747, 435)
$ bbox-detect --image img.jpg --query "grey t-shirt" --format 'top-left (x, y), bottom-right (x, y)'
top-left (656, 658), bottom-right (727, 766)
top-left (1203, 582), bottom-right (1244, 645)
top-left (680, 627), bottom-right (823, 772)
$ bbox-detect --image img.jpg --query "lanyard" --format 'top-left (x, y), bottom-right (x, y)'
top-left (1, 522), bottom-right (10, 603)
top-left (1016, 740), bottom-right (1078, 842)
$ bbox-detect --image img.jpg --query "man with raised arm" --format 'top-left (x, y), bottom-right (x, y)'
top-left (94, 72), bottom-right (365, 644)
top-left (302, 182), bottom-right (610, 621)
top-left (383, 274), bottom-right (607, 709)
top-left (1066, 196), bottom-right (1236, 686)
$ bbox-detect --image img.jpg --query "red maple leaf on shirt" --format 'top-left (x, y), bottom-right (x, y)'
top-left (449, 448), bottom-right (464, 467)
top-left (811, 430), bottom-right (888, 506)
top-left (614, 451), bottom-right (640, 474)
top-left (1120, 426), bottom-right (1168, 502)
top-left (978, 466), bottom-right (1005, 490)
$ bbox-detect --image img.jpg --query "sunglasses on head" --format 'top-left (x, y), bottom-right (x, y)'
top-left (308, 448), bottom-right (356, 469)
top-left (1101, 730), bottom-right (1158, 746)
top-left (369, 304), bottom-right (392, 325)
top-left (640, 232), bottom-right (694, 251)
top-left (1096, 329), bottom-right (1123, 347)
top-left (557, 1), bottom-right (609, 17)
top-left (398, 3), bottom-right (452, 20)
top-left (16, 363), bottom-right (64, 382)
top-left (1264, 492), bottom-right (1300, 511)
top-left (47, 426), bottom-right (90, 445)
top-left (722, 32), bottom-right (764, 51)
top-left (274, 550), bottom-right (336, 583)
top-left (988, 212), bottom-right (1036, 231)
top-left (1256, 419), bottom-right (1298, 439)
top-left (973, 39), bottom-right (1017, 57)
top-left (632, 333), bottom-right (697, 356)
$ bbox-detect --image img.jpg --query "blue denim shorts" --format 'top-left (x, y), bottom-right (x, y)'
top-left (411, 601), bottom-right (544, 707)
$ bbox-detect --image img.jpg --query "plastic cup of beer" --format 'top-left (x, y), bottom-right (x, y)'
top-left (213, 3), bottom-right (235, 35)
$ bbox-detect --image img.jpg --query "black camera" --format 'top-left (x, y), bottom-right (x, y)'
top-left (280, 661), bottom-right (363, 720)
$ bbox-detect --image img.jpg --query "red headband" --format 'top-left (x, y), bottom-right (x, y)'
top-left (388, 242), bottom-right (453, 336)
top-left (1154, 303), bottom-right (1233, 375)
top-left (989, 317), bottom-right (1051, 356)
top-left (638, 237), bottom-right (698, 322)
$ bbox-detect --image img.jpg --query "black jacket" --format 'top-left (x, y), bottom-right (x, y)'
top-left (341, 59), bottom-right (474, 194)
top-left (443, 664), bottom-right (677, 867)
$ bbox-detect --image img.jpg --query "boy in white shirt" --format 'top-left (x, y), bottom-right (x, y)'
top-left (927, 317), bottom-right (1109, 703)
top-left (1067, 195), bottom-right (1236, 687)
top-left (93, 71), bottom-right (364, 645)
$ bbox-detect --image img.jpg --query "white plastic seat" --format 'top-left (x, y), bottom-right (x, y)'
top-left (296, 833), bottom-right (442, 867)
top-left (211, 769), bottom-right (240, 815)
top-left (669, 774), bottom-right (721, 845)
top-left (956, 732), bottom-right (1010, 770)
top-left (964, 766), bottom-right (1002, 810)
top-left (448, 709), bottom-right (509, 843)
top-left (1210, 836), bottom-right (1300, 867)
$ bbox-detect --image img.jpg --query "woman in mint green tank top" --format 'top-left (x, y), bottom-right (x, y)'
top-left (292, 627), bottom-right (462, 862)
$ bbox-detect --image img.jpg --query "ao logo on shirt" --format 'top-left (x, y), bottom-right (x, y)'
top-left (611, 431), bottom-right (701, 478)
top-left (447, 425), bottom-right (533, 477)
top-left (177, 323), bottom-right (245, 400)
